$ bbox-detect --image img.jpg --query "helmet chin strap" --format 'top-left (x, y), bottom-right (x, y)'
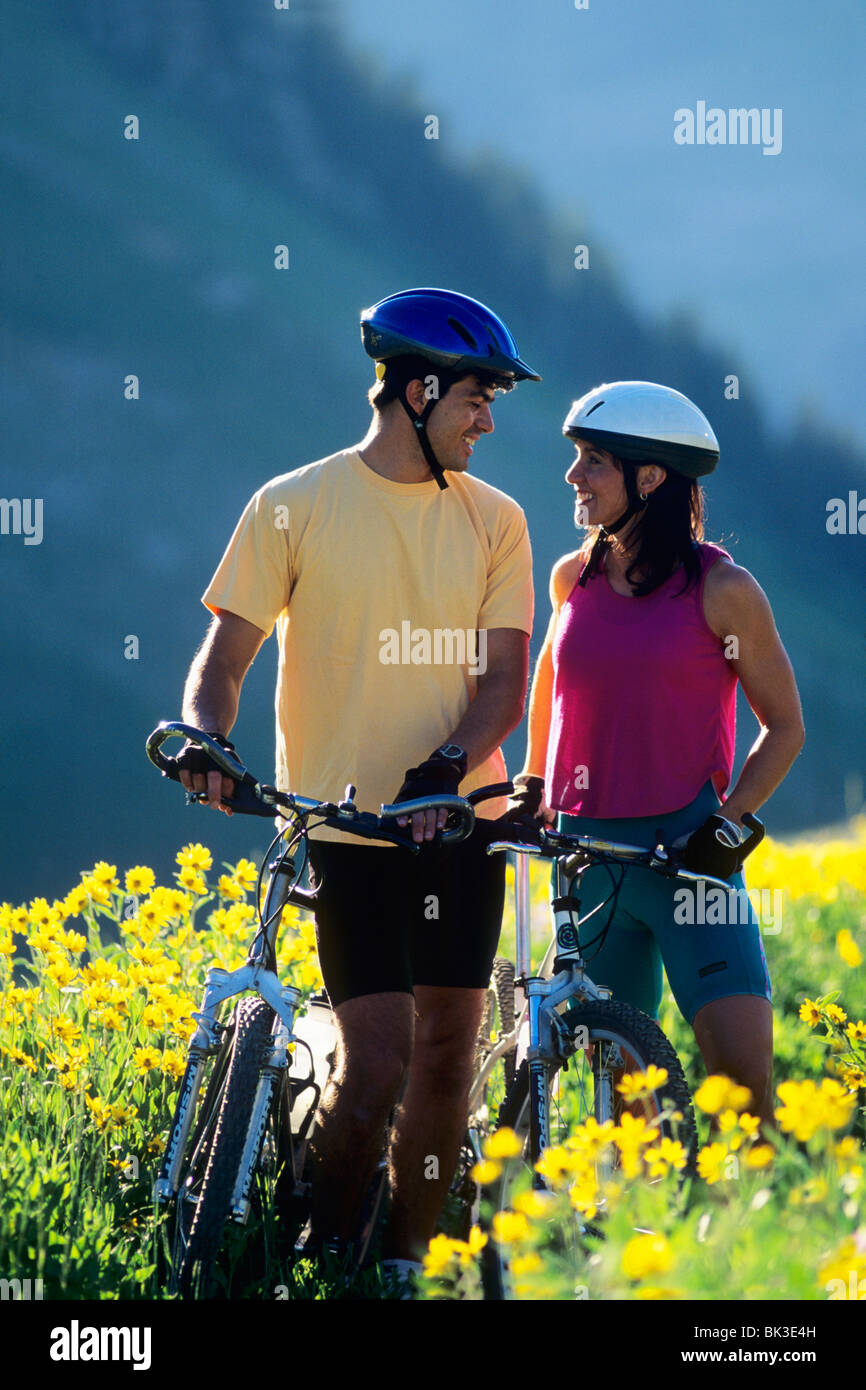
top-left (398, 394), bottom-right (448, 490)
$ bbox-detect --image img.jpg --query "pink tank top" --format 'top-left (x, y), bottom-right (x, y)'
top-left (545, 543), bottom-right (738, 818)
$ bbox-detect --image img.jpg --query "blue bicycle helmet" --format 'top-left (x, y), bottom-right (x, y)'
top-left (361, 288), bottom-right (541, 488)
top-left (361, 288), bottom-right (541, 382)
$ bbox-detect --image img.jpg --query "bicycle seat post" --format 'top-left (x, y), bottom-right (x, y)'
top-left (514, 849), bottom-right (532, 981)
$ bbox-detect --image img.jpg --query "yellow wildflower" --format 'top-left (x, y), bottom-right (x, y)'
top-left (91, 862), bottom-right (119, 888)
top-left (62, 885), bottom-right (89, 918)
top-left (818, 1235), bottom-right (866, 1291)
top-left (177, 843), bottom-right (213, 872)
top-left (799, 999), bottom-right (822, 1028)
top-left (232, 858), bottom-right (259, 889)
top-left (694, 1074), bottom-right (752, 1115)
top-left (61, 930), bottom-right (87, 954)
top-left (217, 875), bottom-right (243, 901)
top-left (133, 1046), bottom-right (162, 1073)
top-left (2, 1045), bottom-right (37, 1074)
top-left (45, 958), bottom-right (78, 989)
top-left (423, 1233), bottom-right (461, 1278)
top-left (85, 1095), bottom-right (112, 1132)
top-left (456, 1226), bottom-right (487, 1267)
top-left (846, 1019), bottom-right (866, 1043)
top-left (825, 1004), bottom-right (848, 1025)
top-left (744, 1143), bottom-right (774, 1169)
top-left (81, 876), bottom-right (112, 908)
top-left (125, 866), bottom-right (156, 897)
top-left (51, 1016), bottom-right (82, 1045)
top-left (512, 1188), bottom-right (554, 1219)
top-left (567, 1116), bottom-right (615, 1158)
top-left (29, 897), bottom-right (54, 928)
top-left (109, 1102), bottom-right (138, 1124)
top-left (484, 1128), bottom-right (523, 1160)
top-left (775, 1078), bottom-right (857, 1142)
top-left (696, 1142), bottom-right (728, 1184)
top-left (622, 1233), bottom-right (674, 1281)
top-left (643, 1137), bottom-right (688, 1177)
top-left (177, 866), bottom-right (208, 896)
top-left (142, 1003), bottom-right (167, 1031)
top-left (568, 1170), bottom-right (602, 1218)
top-left (511, 1251), bottom-right (542, 1277)
top-left (491, 1210), bottom-right (530, 1246)
top-left (471, 1159), bottom-right (502, 1185)
top-left (617, 1065), bottom-right (668, 1100)
top-left (534, 1144), bottom-right (580, 1187)
top-left (161, 1049), bottom-right (186, 1080)
top-left (837, 929), bottom-right (863, 969)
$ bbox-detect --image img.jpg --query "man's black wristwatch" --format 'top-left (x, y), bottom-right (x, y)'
top-left (393, 744), bottom-right (468, 805)
top-left (430, 744), bottom-right (468, 779)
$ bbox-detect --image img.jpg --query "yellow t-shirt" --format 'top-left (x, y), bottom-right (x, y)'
top-left (202, 448), bottom-right (533, 842)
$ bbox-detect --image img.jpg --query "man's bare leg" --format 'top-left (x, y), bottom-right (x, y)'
top-left (308, 991), bottom-right (414, 1241)
top-left (382, 984), bottom-right (487, 1260)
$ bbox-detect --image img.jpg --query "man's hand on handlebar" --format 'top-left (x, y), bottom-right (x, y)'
top-left (175, 732), bottom-right (238, 816)
top-left (392, 750), bottom-right (464, 845)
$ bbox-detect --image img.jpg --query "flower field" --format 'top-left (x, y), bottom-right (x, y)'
top-left (1, 819), bottom-right (864, 1301)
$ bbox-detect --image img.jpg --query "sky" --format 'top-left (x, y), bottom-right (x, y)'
top-left (338, 0), bottom-right (865, 444)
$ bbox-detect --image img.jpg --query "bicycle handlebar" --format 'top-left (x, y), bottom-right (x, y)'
top-left (145, 721), bottom-right (500, 849)
top-left (481, 814), bottom-right (765, 893)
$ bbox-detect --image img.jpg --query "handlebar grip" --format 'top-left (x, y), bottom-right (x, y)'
top-left (145, 722), bottom-right (248, 782)
top-left (378, 794), bottom-right (476, 845)
top-left (465, 782), bottom-right (514, 806)
top-left (145, 722), bottom-right (276, 817)
top-left (739, 812), bottom-right (765, 856)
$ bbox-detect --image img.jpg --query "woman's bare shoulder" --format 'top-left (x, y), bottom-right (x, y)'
top-left (549, 550), bottom-right (585, 609)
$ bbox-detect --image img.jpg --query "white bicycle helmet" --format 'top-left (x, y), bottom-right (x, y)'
top-left (563, 381), bottom-right (719, 478)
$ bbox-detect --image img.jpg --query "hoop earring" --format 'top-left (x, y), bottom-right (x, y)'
top-left (639, 491), bottom-right (648, 502)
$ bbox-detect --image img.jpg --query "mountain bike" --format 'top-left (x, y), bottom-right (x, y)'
top-left (472, 811), bottom-right (763, 1299)
top-left (144, 721), bottom-right (508, 1298)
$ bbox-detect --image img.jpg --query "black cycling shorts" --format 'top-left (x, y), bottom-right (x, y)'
top-left (306, 829), bottom-right (506, 1008)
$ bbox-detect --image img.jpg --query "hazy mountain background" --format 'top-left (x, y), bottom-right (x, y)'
top-left (1, 0), bottom-right (863, 904)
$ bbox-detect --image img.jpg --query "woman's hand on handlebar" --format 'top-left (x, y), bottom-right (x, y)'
top-left (505, 773), bottom-right (557, 827)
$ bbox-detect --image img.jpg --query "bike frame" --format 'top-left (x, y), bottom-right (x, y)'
top-left (471, 827), bottom-right (736, 1191)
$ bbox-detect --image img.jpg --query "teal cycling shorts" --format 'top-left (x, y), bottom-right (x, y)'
top-left (556, 781), bottom-right (772, 1025)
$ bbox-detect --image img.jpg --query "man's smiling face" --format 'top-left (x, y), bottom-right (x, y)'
top-left (423, 373), bottom-right (496, 473)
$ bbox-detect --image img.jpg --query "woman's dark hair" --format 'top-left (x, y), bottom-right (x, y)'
top-left (578, 457), bottom-right (706, 597)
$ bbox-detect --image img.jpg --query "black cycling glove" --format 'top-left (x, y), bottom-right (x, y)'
top-left (174, 732), bottom-right (239, 782)
top-left (393, 751), bottom-right (465, 804)
top-left (680, 813), bottom-right (752, 879)
top-left (505, 773), bottom-right (547, 823)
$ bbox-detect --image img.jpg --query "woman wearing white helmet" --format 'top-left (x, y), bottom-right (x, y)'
top-left (509, 382), bottom-right (805, 1126)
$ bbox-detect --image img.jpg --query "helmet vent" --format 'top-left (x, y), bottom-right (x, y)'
top-left (584, 399), bottom-right (605, 416)
top-left (447, 316), bottom-right (478, 349)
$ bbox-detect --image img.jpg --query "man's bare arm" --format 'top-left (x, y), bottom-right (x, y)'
top-left (179, 610), bottom-right (268, 813)
top-left (446, 627), bottom-right (529, 773)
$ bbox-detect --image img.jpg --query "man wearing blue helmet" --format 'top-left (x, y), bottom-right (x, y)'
top-left (174, 288), bottom-right (540, 1292)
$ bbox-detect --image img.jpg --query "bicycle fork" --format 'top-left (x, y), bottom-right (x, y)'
top-left (517, 852), bottom-right (612, 1187)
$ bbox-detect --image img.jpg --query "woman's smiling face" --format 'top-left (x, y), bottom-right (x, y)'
top-left (565, 439), bottom-right (627, 529)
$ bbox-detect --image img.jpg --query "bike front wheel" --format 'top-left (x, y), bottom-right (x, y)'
top-left (176, 996), bottom-right (279, 1299)
top-left (482, 998), bottom-right (695, 1300)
